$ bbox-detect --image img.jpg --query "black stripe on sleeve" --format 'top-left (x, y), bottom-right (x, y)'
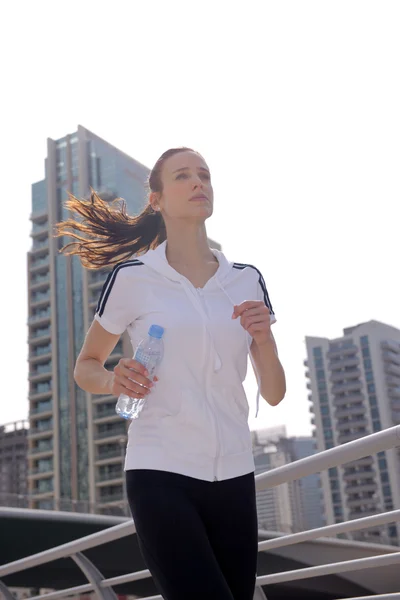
top-left (233, 262), bottom-right (274, 315)
top-left (96, 260), bottom-right (144, 317)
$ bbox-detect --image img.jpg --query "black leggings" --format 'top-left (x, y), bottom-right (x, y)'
top-left (126, 469), bottom-right (258, 600)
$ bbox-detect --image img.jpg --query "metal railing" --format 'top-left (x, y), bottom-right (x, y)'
top-left (1, 426), bottom-right (400, 600)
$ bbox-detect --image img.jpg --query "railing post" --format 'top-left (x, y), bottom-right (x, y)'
top-left (254, 586), bottom-right (268, 599)
top-left (72, 552), bottom-right (118, 600)
top-left (0, 579), bottom-right (15, 600)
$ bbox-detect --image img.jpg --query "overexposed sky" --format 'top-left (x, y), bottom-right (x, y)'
top-left (1, 1), bottom-right (399, 436)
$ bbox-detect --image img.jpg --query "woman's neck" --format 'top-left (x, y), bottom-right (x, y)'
top-left (165, 223), bottom-right (216, 267)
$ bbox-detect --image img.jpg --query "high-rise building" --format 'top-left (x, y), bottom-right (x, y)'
top-left (28, 127), bottom-right (221, 515)
top-left (305, 320), bottom-right (400, 545)
top-left (252, 427), bottom-right (324, 533)
top-left (0, 420), bottom-right (28, 507)
top-left (28, 126), bottom-right (150, 514)
top-left (280, 436), bottom-right (325, 532)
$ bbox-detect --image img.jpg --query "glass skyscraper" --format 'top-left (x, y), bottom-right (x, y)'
top-left (28, 126), bottom-right (149, 513)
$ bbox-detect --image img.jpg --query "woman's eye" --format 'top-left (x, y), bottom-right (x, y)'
top-left (176, 173), bottom-right (188, 180)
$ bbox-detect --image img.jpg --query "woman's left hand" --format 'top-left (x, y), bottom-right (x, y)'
top-left (232, 301), bottom-right (272, 346)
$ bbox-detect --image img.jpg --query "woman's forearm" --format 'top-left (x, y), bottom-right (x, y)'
top-left (74, 357), bottom-right (113, 395)
top-left (251, 335), bottom-right (286, 406)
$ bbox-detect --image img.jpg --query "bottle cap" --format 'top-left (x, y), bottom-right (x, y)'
top-left (148, 324), bottom-right (164, 339)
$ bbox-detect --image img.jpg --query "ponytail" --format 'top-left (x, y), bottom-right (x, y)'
top-left (56, 192), bottom-right (166, 269)
top-left (56, 146), bottom-right (194, 269)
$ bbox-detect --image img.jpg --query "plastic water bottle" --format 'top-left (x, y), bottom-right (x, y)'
top-left (115, 324), bottom-right (165, 419)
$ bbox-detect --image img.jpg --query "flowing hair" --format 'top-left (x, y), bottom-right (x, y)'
top-left (55, 147), bottom-right (194, 269)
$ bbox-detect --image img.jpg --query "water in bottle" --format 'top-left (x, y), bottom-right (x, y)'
top-left (115, 324), bottom-right (164, 419)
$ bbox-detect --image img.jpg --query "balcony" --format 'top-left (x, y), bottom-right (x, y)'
top-left (30, 292), bottom-right (51, 310)
top-left (345, 482), bottom-right (378, 494)
top-left (31, 222), bottom-right (49, 237)
top-left (389, 386), bottom-right (400, 399)
top-left (97, 470), bottom-right (123, 484)
top-left (326, 345), bottom-right (358, 359)
top-left (332, 393), bottom-right (364, 407)
top-left (29, 421), bottom-right (53, 439)
top-left (95, 449), bottom-right (123, 465)
top-left (381, 340), bottom-right (400, 354)
top-left (344, 456), bottom-right (374, 468)
top-left (31, 239), bottom-right (49, 255)
top-left (30, 383), bottom-right (52, 400)
top-left (29, 256), bottom-right (50, 273)
top-left (29, 328), bottom-right (51, 345)
top-left (32, 482), bottom-right (54, 496)
top-left (385, 363), bottom-right (400, 377)
top-left (30, 278), bottom-right (50, 294)
top-left (330, 368), bottom-right (361, 383)
top-left (30, 401), bottom-right (52, 417)
top-left (29, 345), bottom-right (52, 361)
top-left (29, 442), bottom-right (53, 456)
top-left (334, 405), bottom-right (366, 419)
top-left (95, 425), bottom-right (127, 441)
top-left (338, 430), bottom-right (369, 444)
top-left (328, 356), bottom-right (360, 370)
top-left (331, 380), bottom-right (361, 394)
top-left (29, 464), bottom-right (54, 478)
top-left (336, 417), bottom-right (369, 432)
top-left (29, 364), bottom-right (52, 382)
top-left (97, 493), bottom-right (124, 504)
top-left (28, 310), bottom-right (51, 327)
top-left (343, 468), bottom-right (376, 482)
top-left (346, 496), bottom-right (378, 509)
top-left (386, 374), bottom-right (400, 388)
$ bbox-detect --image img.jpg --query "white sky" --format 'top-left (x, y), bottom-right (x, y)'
top-left (1, 1), bottom-right (399, 437)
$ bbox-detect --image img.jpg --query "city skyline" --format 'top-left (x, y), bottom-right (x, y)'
top-left (306, 320), bottom-right (400, 545)
top-left (1, 3), bottom-right (400, 438)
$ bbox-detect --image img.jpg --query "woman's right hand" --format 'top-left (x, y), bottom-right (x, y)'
top-left (109, 358), bottom-right (155, 398)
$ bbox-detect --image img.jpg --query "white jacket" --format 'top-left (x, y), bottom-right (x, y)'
top-left (95, 241), bottom-right (276, 482)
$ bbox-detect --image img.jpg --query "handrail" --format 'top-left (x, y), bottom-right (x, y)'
top-left (255, 425), bottom-right (400, 490)
top-left (1, 426), bottom-right (400, 598)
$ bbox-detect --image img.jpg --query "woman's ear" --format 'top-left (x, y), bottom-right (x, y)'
top-left (149, 191), bottom-right (160, 211)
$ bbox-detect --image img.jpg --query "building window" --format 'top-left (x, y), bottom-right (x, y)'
top-left (369, 395), bottom-right (377, 407)
top-left (325, 442), bottom-right (334, 449)
top-left (321, 405), bottom-right (330, 415)
top-left (378, 457), bottom-right (387, 470)
top-left (362, 347), bottom-right (370, 358)
top-left (380, 472), bottom-right (389, 483)
top-left (329, 467), bottom-right (338, 477)
top-left (314, 358), bottom-right (323, 369)
top-left (324, 429), bottom-right (333, 439)
top-left (313, 347), bottom-right (322, 358)
top-left (316, 369), bottom-right (326, 381)
top-left (318, 381), bottom-right (327, 391)
top-left (334, 506), bottom-right (343, 517)
top-left (319, 393), bottom-right (328, 404)
top-left (360, 335), bottom-right (369, 347)
top-left (382, 485), bottom-right (392, 498)
top-left (367, 383), bottom-right (375, 394)
top-left (371, 408), bottom-right (380, 420)
top-left (365, 371), bottom-right (374, 382)
top-left (373, 420), bottom-right (381, 432)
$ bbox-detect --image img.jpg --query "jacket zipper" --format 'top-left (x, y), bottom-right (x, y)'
top-left (195, 287), bottom-right (221, 482)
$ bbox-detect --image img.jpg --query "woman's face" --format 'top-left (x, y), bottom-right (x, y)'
top-left (152, 151), bottom-right (214, 222)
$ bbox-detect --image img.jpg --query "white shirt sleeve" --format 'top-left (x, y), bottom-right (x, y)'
top-left (94, 266), bottom-right (136, 335)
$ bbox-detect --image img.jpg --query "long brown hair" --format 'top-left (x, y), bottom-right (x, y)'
top-left (55, 147), bottom-right (194, 269)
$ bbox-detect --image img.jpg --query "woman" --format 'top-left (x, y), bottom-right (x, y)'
top-left (59, 147), bottom-right (286, 600)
